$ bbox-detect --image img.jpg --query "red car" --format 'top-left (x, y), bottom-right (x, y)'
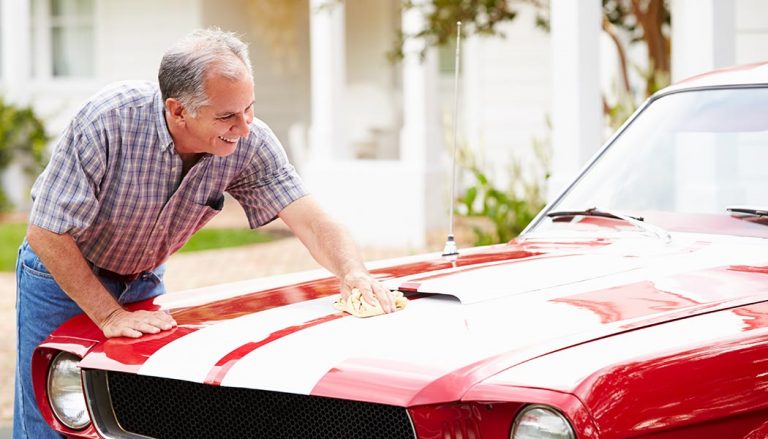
top-left (34, 63), bottom-right (768, 438)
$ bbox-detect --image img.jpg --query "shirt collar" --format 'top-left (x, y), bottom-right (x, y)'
top-left (153, 89), bottom-right (174, 152)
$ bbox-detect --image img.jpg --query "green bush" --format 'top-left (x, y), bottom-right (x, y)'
top-left (457, 136), bottom-right (550, 246)
top-left (0, 98), bottom-right (49, 211)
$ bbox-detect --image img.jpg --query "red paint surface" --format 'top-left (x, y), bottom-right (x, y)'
top-left (408, 402), bottom-right (523, 439)
top-left (670, 60), bottom-right (768, 89)
top-left (572, 302), bottom-right (768, 438)
top-left (553, 264), bottom-right (768, 327)
top-left (311, 357), bottom-right (452, 406)
top-left (407, 387), bottom-right (600, 439)
top-left (458, 386), bottom-right (600, 439)
top-left (80, 326), bottom-right (197, 373)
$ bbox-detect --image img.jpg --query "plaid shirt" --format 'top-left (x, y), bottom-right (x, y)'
top-left (30, 81), bottom-right (306, 275)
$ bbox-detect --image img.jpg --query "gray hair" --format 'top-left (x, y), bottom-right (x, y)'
top-left (159, 28), bottom-right (253, 116)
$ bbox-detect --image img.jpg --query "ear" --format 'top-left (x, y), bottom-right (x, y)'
top-left (165, 98), bottom-right (186, 126)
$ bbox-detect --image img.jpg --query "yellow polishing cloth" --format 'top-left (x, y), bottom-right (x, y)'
top-left (333, 288), bottom-right (408, 318)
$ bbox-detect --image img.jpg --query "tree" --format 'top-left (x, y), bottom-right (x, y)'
top-left (601, 0), bottom-right (671, 127)
top-left (391, 0), bottom-right (671, 126)
top-left (388, 0), bottom-right (519, 61)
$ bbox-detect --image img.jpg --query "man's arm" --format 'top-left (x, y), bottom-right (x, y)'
top-left (278, 195), bottom-right (396, 313)
top-left (26, 225), bottom-right (176, 338)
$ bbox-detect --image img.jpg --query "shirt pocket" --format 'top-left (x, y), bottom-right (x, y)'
top-left (165, 192), bottom-right (224, 254)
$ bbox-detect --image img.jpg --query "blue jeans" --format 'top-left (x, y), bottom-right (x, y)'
top-left (13, 241), bottom-right (166, 439)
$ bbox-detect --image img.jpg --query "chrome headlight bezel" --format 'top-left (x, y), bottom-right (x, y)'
top-left (510, 404), bottom-right (576, 439)
top-left (46, 351), bottom-right (91, 430)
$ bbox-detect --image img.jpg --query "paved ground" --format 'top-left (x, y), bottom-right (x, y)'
top-left (0, 198), bottom-right (443, 432)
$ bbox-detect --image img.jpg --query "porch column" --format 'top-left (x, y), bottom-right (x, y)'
top-left (308, 0), bottom-right (348, 160)
top-left (303, 0), bottom-right (445, 249)
top-left (398, 0), bottom-right (445, 247)
top-left (547, 0), bottom-right (602, 201)
top-left (1, 0), bottom-right (31, 104)
top-left (399, 0), bottom-right (441, 166)
top-left (671, 0), bottom-right (735, 82)
top-left (1, 0), bottom-right (32, 209)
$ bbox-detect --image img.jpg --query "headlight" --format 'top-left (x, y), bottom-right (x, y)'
top-left (47, 352), bottom-right (90, 430)
top-left (511, 405), bottom-right (575, 439)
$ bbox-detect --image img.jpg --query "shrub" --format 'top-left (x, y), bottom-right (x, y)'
top-left (0, 98), bottom-right (48, 211)
top-left (457, 136), bottom-right (550, 245)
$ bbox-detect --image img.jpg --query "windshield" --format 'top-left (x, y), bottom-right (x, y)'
top-left (529, 87), bottom-right (768, 238)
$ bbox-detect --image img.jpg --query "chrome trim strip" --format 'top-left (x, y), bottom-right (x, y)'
top-left (405, 408), bottom-right (418, 438)
top-left (82, 369), bottom-right (153, 439)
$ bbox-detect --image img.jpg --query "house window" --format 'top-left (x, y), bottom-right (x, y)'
top-left (32, 0), bottom-right (95, 78)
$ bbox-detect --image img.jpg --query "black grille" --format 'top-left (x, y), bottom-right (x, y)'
top-left (107, 371), bottom-right (415, 439)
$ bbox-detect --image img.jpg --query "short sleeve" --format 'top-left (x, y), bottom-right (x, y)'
top-left (29, 118), bottom-right (105, 234)
top-left (227, 124), bottom-right (307, 228)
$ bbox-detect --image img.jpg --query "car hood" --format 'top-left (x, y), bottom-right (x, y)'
top-left (70, 233), bottom-right (768, 406)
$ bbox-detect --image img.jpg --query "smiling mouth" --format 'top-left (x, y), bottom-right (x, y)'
top-left (218, 136), bottom-right (238, 144)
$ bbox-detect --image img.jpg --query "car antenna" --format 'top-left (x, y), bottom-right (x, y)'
top-left (442, 21), bottom-right (462, 258)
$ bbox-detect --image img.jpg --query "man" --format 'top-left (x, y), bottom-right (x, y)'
top-left (14, 28), bottom-right (396, 438)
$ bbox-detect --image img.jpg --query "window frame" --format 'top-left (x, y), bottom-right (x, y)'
top-left (31, 0), bottom-right (97, 81)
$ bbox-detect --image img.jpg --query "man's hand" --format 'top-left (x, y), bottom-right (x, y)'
top-left (100, 308), bottom-right (177, 338)
top-left (340, 271), bottom-right (396, 313)
top-left (27, 226), bottom-right (178, 339)
top-left (279, 196), bottom-right (397, 313)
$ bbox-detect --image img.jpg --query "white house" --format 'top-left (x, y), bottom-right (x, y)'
top-left (1, 0), bottom-right (767, 247)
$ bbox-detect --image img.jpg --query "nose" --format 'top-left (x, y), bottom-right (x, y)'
top-left (232, 112), bottom-right (251, 136)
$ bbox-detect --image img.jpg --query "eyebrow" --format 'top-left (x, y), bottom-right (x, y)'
top-left (215, 101), bottom-right (254, 118)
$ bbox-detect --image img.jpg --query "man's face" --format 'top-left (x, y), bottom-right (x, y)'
top-left (179, 72), bottom-right (255, 157)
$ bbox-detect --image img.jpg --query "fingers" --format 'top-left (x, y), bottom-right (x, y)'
top-left (102, 309), bottom-right (177, 339)
top-left (340, 284), bottom-right (353, 301)
top-left (117, 327), bottom-right (143, 338)
top-left (355, 281), bottom-right (395, 313)
top-left (372, 284), bottom-right (395, 313)
top-left (151, 310), bottom-right (177, 329)
top-left (342, 272), bottom-right (398, 313)
top-left (358, 283), bottom-right (377, 307)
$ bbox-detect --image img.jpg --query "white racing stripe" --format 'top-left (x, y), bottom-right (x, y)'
top-left (138, 296), bottom-right (339, 382)
top-left (413, 254), bottom-right (642, 303)
top-left (220, 295), bottom-right (602, 395)
top-left (220, 297), bottom-right (464, 394)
